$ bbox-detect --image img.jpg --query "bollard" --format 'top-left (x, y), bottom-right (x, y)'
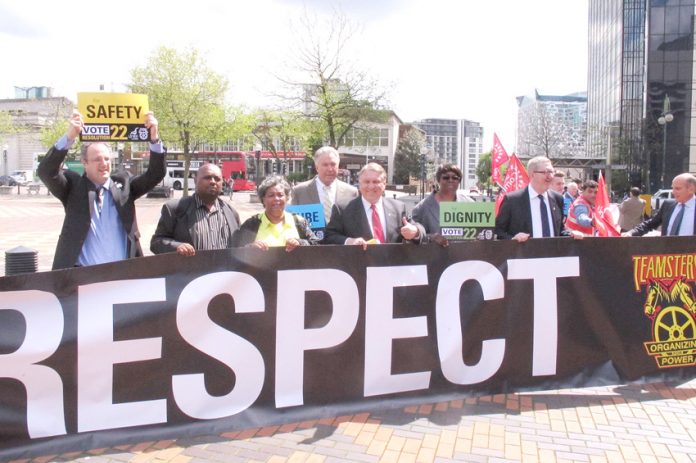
top-left (5, 246), bottom-right (38, 276)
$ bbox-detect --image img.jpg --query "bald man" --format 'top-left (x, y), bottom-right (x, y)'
top-left (623, 173), bottom-right (696, 237)
top-left (151, 163), bottom-right (241, 256)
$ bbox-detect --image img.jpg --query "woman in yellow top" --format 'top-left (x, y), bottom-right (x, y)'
top-left (232, 175), bottom-right (319, 251)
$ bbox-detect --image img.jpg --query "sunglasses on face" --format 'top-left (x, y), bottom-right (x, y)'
top-left (440, 175), bottom-right (461, 181)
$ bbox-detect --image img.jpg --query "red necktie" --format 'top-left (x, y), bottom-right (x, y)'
top-left (371, 204), bottom-right (385, 243)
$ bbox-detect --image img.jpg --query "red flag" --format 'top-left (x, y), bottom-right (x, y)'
top-left (491, 133), bottom-right (510, 186)
top-left (495, 153), bottom-right (529, 215)
top-left (594, 171), bottom-right (620, 237)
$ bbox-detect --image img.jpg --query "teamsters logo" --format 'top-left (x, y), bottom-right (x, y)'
top-left (633, 254), bottom-right (696, 368)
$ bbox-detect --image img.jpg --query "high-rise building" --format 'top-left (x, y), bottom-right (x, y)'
top-left (516, 90), bottom-right (587, 163)
top-left (587, 0), bottom-right (696, 192)
top-left (411, 118), bottom-right (483, 190)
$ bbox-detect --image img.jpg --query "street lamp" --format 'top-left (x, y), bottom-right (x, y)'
top-left (2, 144), bottom-right (7, 176)
top-left (253, 143), bottom-right (262, 182)
top-left (657, 95), bottom-right (674, 189)
top-left (419, 146), bottom-right (429, 200)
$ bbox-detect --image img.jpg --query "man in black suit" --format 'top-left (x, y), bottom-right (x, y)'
top-left (151, 163), bottom-right (241, 256)
top-left (622, 173), bottom-right (695, 236)
top-left (324, 162), bottom-right (424, 247)
top-left (38, 110), bottom-right (165, 269)
top-left (495, 156), bottom-right (568, 241)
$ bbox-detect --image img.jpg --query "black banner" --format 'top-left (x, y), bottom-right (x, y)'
top-left (1, 237), bottom-right (695, 459)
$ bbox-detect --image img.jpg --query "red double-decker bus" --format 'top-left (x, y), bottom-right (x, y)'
top-left (196, 151), bottom-right (257, 191)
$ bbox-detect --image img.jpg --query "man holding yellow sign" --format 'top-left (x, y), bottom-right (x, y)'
top-left (77, 92), bottom-right (151, 142)
top-left (37, 102), bottom-right (166, 269)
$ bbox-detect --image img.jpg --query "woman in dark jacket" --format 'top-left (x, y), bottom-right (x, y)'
top-left (410, 164), bottom-right (465, 246)
top-left (232, 175), bottom-right (319, 251)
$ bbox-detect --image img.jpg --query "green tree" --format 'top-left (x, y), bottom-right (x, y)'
top-left (476, 151), bottom-right (492, 188)
top-left (280, 10), bottom-right (388, 147)
top-left (0, 111), bottom-right (14, 140)
top-left (39, 119), bottom-right (69, 150)
top-left (393, 129), bottom-right (425, 184)
top-left (251, 109), bottom-right (313, 165)
top-left (129, 46), bottom-right (233, 196)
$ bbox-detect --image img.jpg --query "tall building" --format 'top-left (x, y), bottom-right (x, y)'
top-left (516, 90), bottom-right (588, 163)
top-left (587, 0), bottom-right (696, 192)
top-left (411, 118), bottom-right (483, 190)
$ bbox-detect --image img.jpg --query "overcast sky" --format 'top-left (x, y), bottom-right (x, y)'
top-left (0, 0), bottom-right (588, 152)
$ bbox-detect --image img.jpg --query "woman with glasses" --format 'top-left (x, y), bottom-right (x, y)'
top-left (231, 175), bottom-right (319, 251)
top-left (410, 164), bottom-right (464, 246)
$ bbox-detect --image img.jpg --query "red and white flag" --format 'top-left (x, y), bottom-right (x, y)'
top-left (495, 153), bottom-right (529, 215)
top-left (491, 133), bottom-right (510, 186)
top-left (594, 171), bottom-right (621, 237)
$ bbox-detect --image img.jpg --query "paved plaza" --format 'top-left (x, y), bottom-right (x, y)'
top-left (1, 189), bottom-right (696, 463)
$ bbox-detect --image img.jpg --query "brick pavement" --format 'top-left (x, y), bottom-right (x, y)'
top-left (5, 381), bottom-right (696, 463)
top-left (2, 189), bottom-right (696, 462)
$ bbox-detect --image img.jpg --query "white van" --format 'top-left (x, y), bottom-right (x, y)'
top-left (651, 189), bottom-right (673, 211)
top-left (10, 170), bottom-right (33, 185)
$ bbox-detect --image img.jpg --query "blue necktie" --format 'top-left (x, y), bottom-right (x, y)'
top-left (668, 204), bottom-right (685, 236)
top-left (539, 194), bottom-right (551, 237)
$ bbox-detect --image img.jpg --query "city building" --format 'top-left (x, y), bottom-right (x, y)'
top-left (516, 90), bottom-right (588, 175)
top-left (337, 111), bottom-right (402, 184)
top-left (587, 0), bottom-right (696, 192)
top-left (0, 87), bottom-right (73, 177)
top-left (411, 118), bottom-right (483, 190)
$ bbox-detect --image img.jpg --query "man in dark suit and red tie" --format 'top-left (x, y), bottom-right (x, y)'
top-left (622, 173), bottom-right (695, 237)
top-left (323, 162), bottom-right (425, 247)
top-left (495, 156), bottom-right (570, 242)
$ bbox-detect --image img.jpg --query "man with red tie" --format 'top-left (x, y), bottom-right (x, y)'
top-left (323, 162), bottom-right (425, 247)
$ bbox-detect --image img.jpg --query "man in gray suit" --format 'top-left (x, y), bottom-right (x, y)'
top-left (324, 162), bottom-right (424, 247)
top-left (151, 163), bottom-right (240, 256)
top-left (290, 146), bottom-right (357, 222)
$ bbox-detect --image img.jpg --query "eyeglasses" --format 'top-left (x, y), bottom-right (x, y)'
top-left (533, 170), bottom-right (555, 176)
top-left (440, 175), bottom-right (461, 181)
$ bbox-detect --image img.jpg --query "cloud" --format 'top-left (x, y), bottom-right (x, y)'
top-left (274, 0), bottom-right (403, 22)
top-left (0, 5), bottom-right (46, 38)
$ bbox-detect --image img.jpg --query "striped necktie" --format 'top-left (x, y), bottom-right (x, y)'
top-left (323, 185), bottom-right (333, 222)
top-left (96, 186), bottom-right (104, 213)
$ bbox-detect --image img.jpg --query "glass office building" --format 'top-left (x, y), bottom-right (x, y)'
top-left (587, 0), bottom-right (696, 191)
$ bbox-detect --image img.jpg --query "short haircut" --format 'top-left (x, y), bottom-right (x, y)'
top-left (80, 142), bottom-right (110, 161)
top-left (527, 156), bottom-right (551, 173)
top-left (630, 187), bottom-right (641, 196)
top-left (196, 162), bottom-right (221, 179)
top-left (435, 163), bottom-right (462, 181)
top-left (553, 170), bottom-right (565, 179)
top-left (582, 180), bottom-right (598, 190)
top-left (358, 162), bottom-right (386, 183)
top-left (314, 146), bottom-right (339, 165)
top-left (257, 175), bottom-right (291, 199)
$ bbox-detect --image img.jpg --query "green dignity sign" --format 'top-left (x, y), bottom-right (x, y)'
top-left (439, 202), bottom-right (496, 240)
